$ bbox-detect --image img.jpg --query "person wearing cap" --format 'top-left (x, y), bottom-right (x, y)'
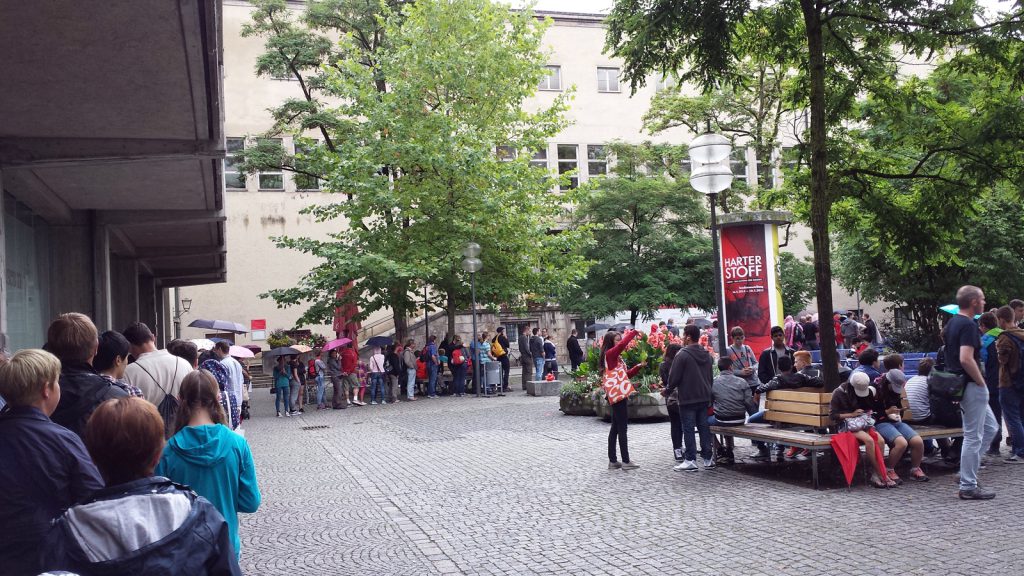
top-left (873, 369), bottom-right (928, 483)
top-left (829, 371), bottom-right (895, 488)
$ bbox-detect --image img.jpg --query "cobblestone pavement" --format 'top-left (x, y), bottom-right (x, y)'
top-left (240, 388), bottom-right (1023, 575)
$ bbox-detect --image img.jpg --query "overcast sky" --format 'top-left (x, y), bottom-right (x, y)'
top-left (506, 0), bottom-right (1013, 17)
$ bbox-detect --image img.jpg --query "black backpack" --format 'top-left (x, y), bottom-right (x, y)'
top-left (136, 361), bottom-right (180, 438)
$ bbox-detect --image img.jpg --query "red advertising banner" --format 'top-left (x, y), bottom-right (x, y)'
top-left (250, 319), bottom-right (266, 330)
top-left (720, 224), bottom-right (772, 355)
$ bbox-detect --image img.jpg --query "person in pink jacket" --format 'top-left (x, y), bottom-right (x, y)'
top-left (601, 329), bottom-right (645, 470)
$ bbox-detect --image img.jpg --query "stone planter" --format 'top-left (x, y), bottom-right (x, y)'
top-left (528, 379), bottom-right (562, 397)
top-left (597, 391), bottom-right (669, 422)
top-left (559, 389), bottom-right (597, 416)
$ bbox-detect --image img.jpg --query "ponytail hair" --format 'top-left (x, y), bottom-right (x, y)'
top-left (173, 369), bottom-right (227, 434)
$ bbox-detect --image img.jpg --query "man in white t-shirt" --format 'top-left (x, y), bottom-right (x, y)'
top-left (122, 322), bottom-right (194, 408)
top-left (212, 341), bottom-right (245, 412)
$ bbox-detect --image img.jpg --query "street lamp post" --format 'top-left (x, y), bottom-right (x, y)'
top-left (688, 132), bottom-right (733, 358)
top-left (172, 287), bottom-right (193, 339)
top-left (461, 242), bottom-right (482, 397)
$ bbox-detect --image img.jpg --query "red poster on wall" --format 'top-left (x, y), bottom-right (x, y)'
top-left (250, 319), bottom-right (266, 331)
top-left (720, 224), bottom-right (772, 355)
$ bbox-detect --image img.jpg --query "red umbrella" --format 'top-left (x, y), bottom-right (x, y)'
top-left (323, 337), bottom-right (352, 352)
top-left (830, 432), bottom-right (861, 487)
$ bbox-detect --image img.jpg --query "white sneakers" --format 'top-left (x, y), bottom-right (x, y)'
top-left (674, 460), bottom-right (698, 472)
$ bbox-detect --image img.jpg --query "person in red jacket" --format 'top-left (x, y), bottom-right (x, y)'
top-left (601, 329), bottom-right (645, 470)
top-left (340, 344), bottom-right (361, 406)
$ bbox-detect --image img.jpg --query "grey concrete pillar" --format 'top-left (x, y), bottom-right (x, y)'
top-left (110, 256), bottom-right (139, 332)
top-left (0, 177), bottom-right (7, 353)
top-left (139, 274), bottom-right (158, 342)
top-left (48, 215), bottom-right (95, 319)
top-left (92, 215), bottom-right (112, 331)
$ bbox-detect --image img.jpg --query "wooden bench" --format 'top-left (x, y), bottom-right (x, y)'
top-left (710, 422), bottom-right (963, 488)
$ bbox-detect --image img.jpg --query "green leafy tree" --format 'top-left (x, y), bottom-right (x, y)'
top-left (606, 0), bottom-right (1023, 389)
top-left (778, 251), bottom-right (815, 318)
top-left (248, 0), bottom-right (591, 338)
top-left (563, 142), bottom-right (714, 326)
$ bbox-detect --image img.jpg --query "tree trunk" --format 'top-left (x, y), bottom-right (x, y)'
top-left (629, 308), bottom-right (638, 327)
top-left (800, 1), bottom-right (839, 391)
top-left (447, 290), bottom-right (457, 339)
top-left (393, 310), bottom-right (408, 342)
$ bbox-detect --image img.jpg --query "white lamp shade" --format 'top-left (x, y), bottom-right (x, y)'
top-left (689, 159), bottom-right (734, 195)
top-left (462, 242), bottom-right (481, 258)
top-left (462, 257), bottom-right (483, 273)
top-left (688, 132), bottom-right (732, 164)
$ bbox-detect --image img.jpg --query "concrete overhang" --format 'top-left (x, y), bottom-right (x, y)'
top-left (0, 0), bottom-right (227, 286)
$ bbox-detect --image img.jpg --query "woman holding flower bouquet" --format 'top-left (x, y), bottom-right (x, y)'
top-left (602, 330), bottom-right (646, 470)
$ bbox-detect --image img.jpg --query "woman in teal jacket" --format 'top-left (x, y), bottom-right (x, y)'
top-left (156, 369), bottom-right (261, 558)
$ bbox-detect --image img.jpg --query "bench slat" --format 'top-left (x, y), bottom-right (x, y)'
top-left (709, 424), bottom-right (833, 447)
top-left (765, 411), bottom-right (830, 428)
top-left (766, 388), bottom-right (832, 402)
top-left (766, 399), bottom-right (830, 416)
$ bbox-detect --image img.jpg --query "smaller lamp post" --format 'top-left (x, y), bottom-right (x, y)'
top-left (688, 132), bottom-right (733, 358)
top-left (462, 242), bottom-right (483, 397)
top-left (172, 288), bottom-right (193, 339)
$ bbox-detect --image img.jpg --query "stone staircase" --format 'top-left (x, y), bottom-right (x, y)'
top-left (248, 363), bottom-right (274, 389)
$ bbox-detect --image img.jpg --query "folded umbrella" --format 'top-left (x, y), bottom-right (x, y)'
top-left (830, 431), bottom-right (861, 487)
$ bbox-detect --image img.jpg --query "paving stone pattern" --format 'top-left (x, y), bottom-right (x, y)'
top-left (240, 390), bottom-right (1022, 575)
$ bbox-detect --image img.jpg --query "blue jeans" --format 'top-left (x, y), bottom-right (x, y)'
top-left (707, 410), bottom-right (765, 426)
top-left (427, 363), bottom-right (438, 397)
top-left (679, 402), bottom-right (713, 461)
top-left (370, 373), bottom-right (386, 403)
top-left (315, 374), bottom-right (326, 405)
top-left (406, 368), bottom-right (417, 398)
top-left (959, 382), bottom-right (999, 491)
top-left (875, 420), bottom-right (919, 445)
top-left (275, 386), bottom-right (291, 413)
top-left (1000, 387), bottom-right (1024, 457)
top-left (534, 357), bottom-right (545, 381)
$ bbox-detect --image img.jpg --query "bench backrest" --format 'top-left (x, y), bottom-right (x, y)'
top-left (765, 387), bottom-right (915, 427)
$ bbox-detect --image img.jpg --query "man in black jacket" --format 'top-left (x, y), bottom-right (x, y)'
top-left (46, 313), bottom-right (127, 438)
top-left (493, 327), bottom-right (511, 392)
top-left (566, 329), bottom-right (584, 372)
top-left (518, 326), bottom-right (532, 390)
top-left (665, 325), bottom-right (714, 472)
top-left (757, 326), bottom-right (796, 386)
top-left (529, 328), bottom-right (545, 382)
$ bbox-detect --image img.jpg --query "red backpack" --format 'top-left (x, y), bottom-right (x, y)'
top-left (452, 348), bottom-right (464, 365)
top-left (307, 359), bottom-right (317, 378)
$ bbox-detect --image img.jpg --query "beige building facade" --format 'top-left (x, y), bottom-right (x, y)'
top-left (182, 3), bottom-right (877, 351)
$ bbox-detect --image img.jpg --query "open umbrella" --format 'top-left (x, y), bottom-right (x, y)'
top-left (364, 335), bottom-right (393, 348)
top-left (612, 322), bottom-right (633, 331)
top-left (323, 337), bottom-right (352, 352)
top-left (228, 345), bottom-right (254, 359)
top-left (291, 344), bottom-right (313, 354)
top-left (584, 323), bottom-right (610, 332)
top-left (940, 304), bottom-right (959, 315)
top-left (187, 319), bottom-right (248, 334)
top-left (190, 338), bottom-right (216, 351)
top-left (265, 346), bottom-right (301, 358)
top-left (691, 318), bottom-right (713, 328)
top-left (210, 337), bottom-right (234, 344)
top-left (242, 344), bottom-right (262, 354)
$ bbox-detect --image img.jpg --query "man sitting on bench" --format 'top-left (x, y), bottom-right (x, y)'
top-left (708, 357), bottom-right (763, 465)
top-left (754, 353), bottom-right (824, 395)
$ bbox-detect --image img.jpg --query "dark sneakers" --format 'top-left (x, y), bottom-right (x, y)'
top-left (958, 487), bottom-right (996, 500)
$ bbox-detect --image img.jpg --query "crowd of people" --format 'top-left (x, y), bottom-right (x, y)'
top-left (0, 313), bottom-right (258, 575)
top-left (601, 285), bottom-right (1023, 500)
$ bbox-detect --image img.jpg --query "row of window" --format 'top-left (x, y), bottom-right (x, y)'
top-left (538, 66), bottom-right (680, 94)
top-left (224, 139), bottom-right (608, 191)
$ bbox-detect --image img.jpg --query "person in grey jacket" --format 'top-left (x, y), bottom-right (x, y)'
top-left (708, 357), bottom-right (763, 465)
top-left (665, 325), bottom-right (714, 471)
top-left (327, 349), bottom-right (346, 409)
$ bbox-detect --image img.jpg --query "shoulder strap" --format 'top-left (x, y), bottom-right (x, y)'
top-left (135, 360), bottom-right (169, 397)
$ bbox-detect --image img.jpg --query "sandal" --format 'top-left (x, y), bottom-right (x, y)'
top-left (870, 474), bottom-right (888, 489)
top-left (909, 467), bottom-right (930, 482)
top-left (886, 469), bottom-right (903, 485)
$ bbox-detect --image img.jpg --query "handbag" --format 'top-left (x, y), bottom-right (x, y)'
top-left (602, 361), bottom-right (635, 405)
top-left (844, 411), bottom-right (875, 432)
top-left (928, 369), bottom-right (967, 400)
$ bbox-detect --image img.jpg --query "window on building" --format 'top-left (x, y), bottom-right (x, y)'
top-left (224, 138), bottom-right (246, 190)
top-left (258, 138), bottom-right (284, 190)
top-left (587, 145), bottom-right (607, 177)
top-left (496, 146), bottom-right (517, 162)
top-left (294, 141), bottom-right (320, 191)
top-left (655, 74), bottom-right (676, 93)
top-left (597, 67), bottom-right (620, 93)
top-left (539, 66), bottom-right (562, 91)
top-left (530, 148), bottom-right (548, 170)
top-left (557, 144), bottom-right (579, 190)
top-left (730, 146), bottom-right (747, 183)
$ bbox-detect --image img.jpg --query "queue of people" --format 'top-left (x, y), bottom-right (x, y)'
top-left (599, 285), bottom-right (1024, 500)
top-left (0, 312), bottom-right (260, 575)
